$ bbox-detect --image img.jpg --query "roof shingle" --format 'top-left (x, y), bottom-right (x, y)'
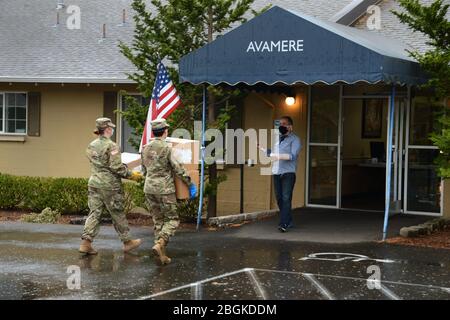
top-left (0, 0), bottom-right (440, 83)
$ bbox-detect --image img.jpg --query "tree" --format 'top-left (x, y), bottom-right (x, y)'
top-left (393, 0), bottom-right (450, 178)
top-left (119, 0), bottom-right (270, 217)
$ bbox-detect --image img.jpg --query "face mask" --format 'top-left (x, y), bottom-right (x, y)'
top-left (279, 126), bottom-right (288, 135)
top-left (111, 128), bottom-right (115, 136)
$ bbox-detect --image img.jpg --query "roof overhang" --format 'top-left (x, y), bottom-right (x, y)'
top-left (0, 76), bottom-right (136, 84)
top-left (179, 6), bottom-right (428, 87)
top-left (331, 0), bottom-right (381, 25)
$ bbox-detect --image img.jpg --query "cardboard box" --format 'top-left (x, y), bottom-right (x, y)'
top-left (166, 137), bottom-right (200, 171)
top-left (122, 138), bottom-right (200, 171)
top-left (175, 169), bottom-right (200, 200)
top-left (123, 138), bottom-right (200, 199)
top-left (121, 152), bottom-right (142, 170)
top-left (167, 138), bottom-right (200, 199)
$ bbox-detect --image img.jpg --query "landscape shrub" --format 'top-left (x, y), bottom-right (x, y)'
top-left (0, 173), bottom-right (89, 214)
top-left (0, 173), bottom-right (205, 222)
top-left (21, 207), bottom-right (61, 223)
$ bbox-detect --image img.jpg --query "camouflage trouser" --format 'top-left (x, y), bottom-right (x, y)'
top-left (145, 193), bottom-right (179, 244)
top-left (82, 187), bottom-right (131, 243)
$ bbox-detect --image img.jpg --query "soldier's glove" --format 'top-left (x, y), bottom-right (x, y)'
top-left (189, 183), bottom-right (198, 200)
top-left (129, 171), bottom-right (144, 182)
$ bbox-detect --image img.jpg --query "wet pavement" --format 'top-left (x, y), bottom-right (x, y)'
top-left (0, 221), bottom-right (449, 300)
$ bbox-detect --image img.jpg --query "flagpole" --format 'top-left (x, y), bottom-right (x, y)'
top-left (196, 84), bottom-right (207, 231)
top-left (139, 61), bottom-right (162, 153)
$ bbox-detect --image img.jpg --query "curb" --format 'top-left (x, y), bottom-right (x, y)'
top-left (207, 209), bottom-right (278, 228)
top-left (399, 218), bottom-right (449, 238)
top-left (69, 217), bottom-right (112, 225)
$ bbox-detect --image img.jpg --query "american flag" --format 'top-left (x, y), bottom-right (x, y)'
top-left (139, 63), bottom-right (182, 152)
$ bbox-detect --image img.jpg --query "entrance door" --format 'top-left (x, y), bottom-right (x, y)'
top-left (340, 97), bottom-right (389, 211)
top-left (403, 96), bottom-right (443, 215)
top-left (307, 86), bottom-right (443, 216)
top-left (306, 86), bottom-right (341, 207)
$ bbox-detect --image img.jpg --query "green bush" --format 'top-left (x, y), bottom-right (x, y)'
top-left (0, 173), bottom-right (207, 223)
top-left (123, 182), bottom-right (147, 214)
top-left (0, 173), bottom-right (88, 214)
top-left (21, 207), bottom-right (61, 224)
top-left (0, 173), bottom-right (149, 216)
top-left (177, 198), bottom-right (206, 223)
top-left (0, 174), bottom-right (30, 209)
top-left (22, 177), bottom-right (89, 214)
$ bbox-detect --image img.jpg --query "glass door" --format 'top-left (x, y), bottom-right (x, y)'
top-left (340, 97), bottom-right (389, 211)
top-left (307, 86), bottom-right (341, 207)
top-left (385, 97), bottom-right (407, 215)
top-left (404, 95), bottom-right (443, 215)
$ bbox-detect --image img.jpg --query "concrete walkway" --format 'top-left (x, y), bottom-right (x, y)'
top-left (227, 207), bottom-right (432, 243)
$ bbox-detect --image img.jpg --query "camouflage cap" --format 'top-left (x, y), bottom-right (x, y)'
top-left (95, 117), bottom-right (116, 130)
top-left (151, 118), bottom-right (170, 130)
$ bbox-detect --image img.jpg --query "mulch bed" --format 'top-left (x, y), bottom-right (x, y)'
top-left (384, 224), bottom-right (450, 250)
top-left (0, 210), bottom-right (24, 222)
top-left (0, 210), bottom-right (198, 230)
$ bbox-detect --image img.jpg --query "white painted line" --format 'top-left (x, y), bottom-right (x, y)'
top-left (246, 268), bottom-right (268, 300)
top-left (138, 268), bottom-right (248, 300)
top-left (299, 252), bottom-right (396, 264)
top-left (303, 273), bottom-right (336, 300)
top-left (138, 267), bottom-right (450, 300)
top-left (254, 268), bottom-right (450, 292)
top-left (380, 284), bottom-right (401, 300)
top-left (190, 282), bottom-right (203, 300)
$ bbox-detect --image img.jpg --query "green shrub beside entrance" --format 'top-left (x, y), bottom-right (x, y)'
top-left (0, 173), bottom-right (199, 222)
top-left (0, 173), bottom-right (89, 214)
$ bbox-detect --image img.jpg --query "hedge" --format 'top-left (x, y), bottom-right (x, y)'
top-left (0, 173), bottom-right (201, 221)
top-left (0, 173), bottom-right (146, 215)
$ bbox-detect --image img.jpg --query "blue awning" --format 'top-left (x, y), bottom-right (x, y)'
top-left (179, 6), bottom-right (427, 86)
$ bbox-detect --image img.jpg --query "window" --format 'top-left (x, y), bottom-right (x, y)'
top-left (0, 93), bottom-right (27, 134)
top-left (120, 94), bottom-right (150, 153)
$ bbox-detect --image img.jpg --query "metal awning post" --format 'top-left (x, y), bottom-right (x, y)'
top-left (196, 84), bottom-right (207, 231)
top-left (383, 85), bottom-right (396, 240)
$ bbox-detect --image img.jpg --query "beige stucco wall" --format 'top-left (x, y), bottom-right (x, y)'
top-left (2, 82), bottom-right (448, 218)
top-left (0, 83), bottom-right (134, 178)
top-left (217, 86), bottom-right (308, 216)
top-left (442, 180), bottom-right (450, 218)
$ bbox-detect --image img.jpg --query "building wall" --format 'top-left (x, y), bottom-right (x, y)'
top-left (217, 87), bottom-right (308, 216)
top-left (442, 98), bottom-right (450, 219)
top-left (442, 98), bottom-right (450, 218)
top-left (0, 83), bottom-right (134, 178)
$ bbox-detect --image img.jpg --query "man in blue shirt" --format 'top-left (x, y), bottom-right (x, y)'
top-left (263, 116), bottom-right (302, 232)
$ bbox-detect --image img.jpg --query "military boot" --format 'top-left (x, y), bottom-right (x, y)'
top-left (79, 239), bottom-right (98, 255)
top-left (123, 239), bottom-right (142, 253)
top-left (152, 238), bottom-right (171, 265)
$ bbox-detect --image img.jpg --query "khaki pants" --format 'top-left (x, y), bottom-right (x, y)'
top-left (82, 187), bottom-right (131, 243)
top-left (145, 193), bottom-right (179, 244)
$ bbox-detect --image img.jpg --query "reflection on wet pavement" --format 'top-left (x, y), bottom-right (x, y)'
top-left (143, 268), bottom-right (450, 300)
top-left (0, 222), bottom-right (449, 300)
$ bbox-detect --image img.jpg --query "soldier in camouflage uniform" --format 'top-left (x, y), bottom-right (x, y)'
top-left (142, 119), bottom-right (197, 265)
top-left (79, 117), bottom-right (143, 255)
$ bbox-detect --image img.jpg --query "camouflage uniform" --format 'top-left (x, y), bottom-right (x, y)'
top-left (81, 119), bottom-right (133, 243)
top-left (142, 120), bottom-right (191, 244)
